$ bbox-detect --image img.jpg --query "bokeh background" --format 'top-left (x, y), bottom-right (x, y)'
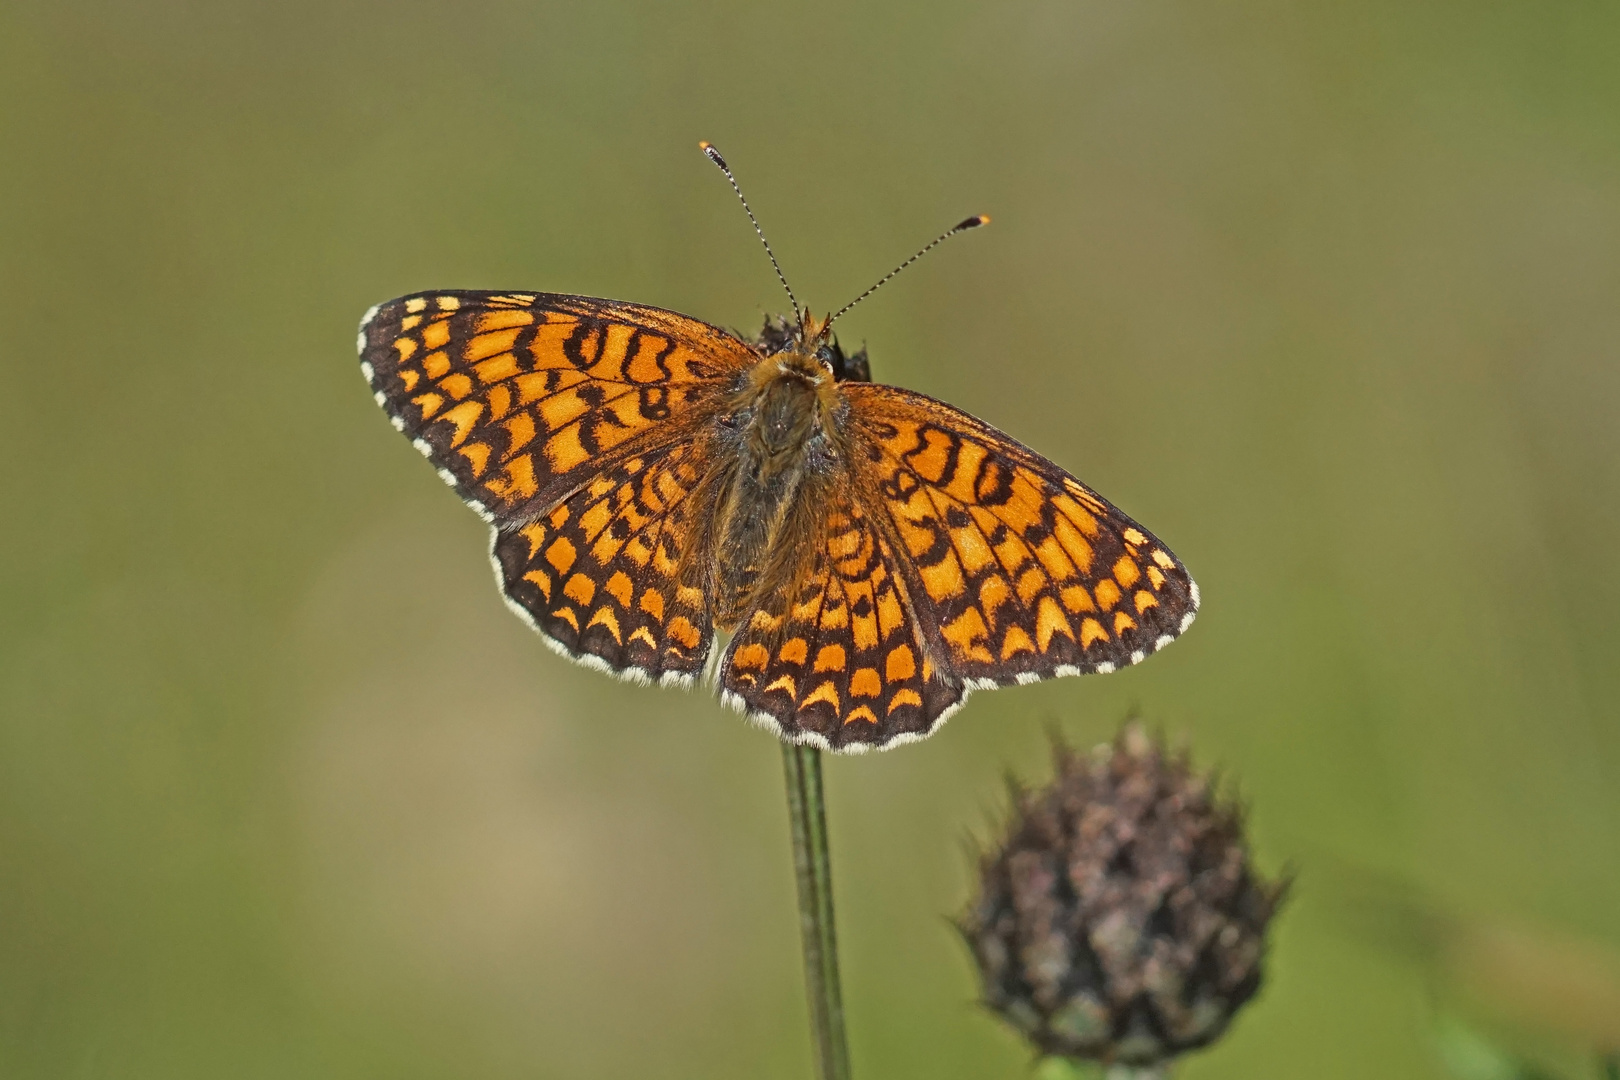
top-left (3, 2), bottom-right (1618, 1077)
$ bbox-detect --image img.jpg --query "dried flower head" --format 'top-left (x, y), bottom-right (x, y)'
top-left (959, 723), bottom-right (1286, 1069)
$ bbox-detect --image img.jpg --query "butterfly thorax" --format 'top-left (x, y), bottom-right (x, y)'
top-left (707, 348), bottom-right (849, 629)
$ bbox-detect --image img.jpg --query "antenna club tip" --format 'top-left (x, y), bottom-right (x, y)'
top-left (699, 141), bottom-right (728, 169)
top-left (959, 214), bottom-right (990, 229)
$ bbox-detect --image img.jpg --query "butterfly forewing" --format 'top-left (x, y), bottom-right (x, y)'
top-left (359, 291), bottom-right (756, 521)
top-left (844, 383), bottom-right (1198, 688)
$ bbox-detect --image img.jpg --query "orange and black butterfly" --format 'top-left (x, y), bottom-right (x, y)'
top-left (357, 144), bottom-right (1196, 752)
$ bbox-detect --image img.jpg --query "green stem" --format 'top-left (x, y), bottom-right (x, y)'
top-left (781, 743), bottom-right (852, 1080)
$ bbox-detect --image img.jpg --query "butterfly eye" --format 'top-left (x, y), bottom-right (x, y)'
top-left (814, 346), bottom-right (837, 372)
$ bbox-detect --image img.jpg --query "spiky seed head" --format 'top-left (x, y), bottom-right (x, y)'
top-left (958, 722), bottom-right (1287, 1068)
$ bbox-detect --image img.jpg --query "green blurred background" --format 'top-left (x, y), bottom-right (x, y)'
top-left (3, 1), bottom-right (1618, 1077)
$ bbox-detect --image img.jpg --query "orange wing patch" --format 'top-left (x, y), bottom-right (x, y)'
top-left (490, 443), bottom-right (714, 683)
top-left (359, 291), bottom-right (756, 521)
top-left (843, 383), bottom-right (1198, 688)
top-left (719, 494), bottom-right (961, 753)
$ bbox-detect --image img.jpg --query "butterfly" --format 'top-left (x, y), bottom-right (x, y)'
top-left (356, 145), bottom-right (1197, 753)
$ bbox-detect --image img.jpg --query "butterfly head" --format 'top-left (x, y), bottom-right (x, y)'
top-left (723, 312), bottom-right (868, 482)
top-left (755, 312), bottom-right (871, 383)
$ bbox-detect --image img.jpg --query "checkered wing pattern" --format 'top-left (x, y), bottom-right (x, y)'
top-left (359, 290), bottom-right (755, 522)
top-left (489, 442), bottom-right (714, 684)
top-left (847, 383), bottom-right (1198, 692)
top-left (361, 291), bottom-right (756, 683)
top-left (719, 488), bottom-right (963, 752)
top-left (717, 384), bottom-right (1197, 752)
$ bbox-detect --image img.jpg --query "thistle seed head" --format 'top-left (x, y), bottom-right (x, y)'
top-left (959, 723), bottom-right (1287, 1068)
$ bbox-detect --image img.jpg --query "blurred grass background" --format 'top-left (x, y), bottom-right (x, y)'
top-left (2, 1), bottom-right (1618, 1077)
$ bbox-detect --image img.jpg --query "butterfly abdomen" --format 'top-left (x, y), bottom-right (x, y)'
top-left (708, 352), bottom-right (848, 629)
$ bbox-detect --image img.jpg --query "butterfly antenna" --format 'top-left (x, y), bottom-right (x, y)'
top-left (699, 141), bottom-right (801, 323)
top-left (827, 214), bottom-right (990, 328)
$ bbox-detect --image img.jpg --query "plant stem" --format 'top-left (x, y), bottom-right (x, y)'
top-left (782, 743), bottom-right (852, 1080)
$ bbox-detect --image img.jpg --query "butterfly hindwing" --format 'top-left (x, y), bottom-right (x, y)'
top-left (359, 290), bottom-right (756, 522)
top-left (844, 383), bottom-right (1199, 689)
top-left (719, 489), bottom-right (963, 752)
top-left (490, 441), bottom-right (715, 684)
